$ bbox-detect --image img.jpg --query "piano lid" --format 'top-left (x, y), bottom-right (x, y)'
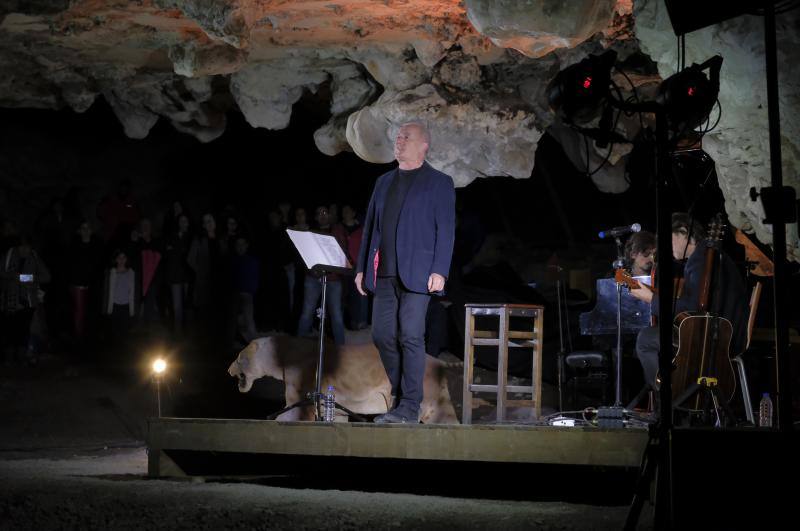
top-left (579, 276), bottom-right (652, 336)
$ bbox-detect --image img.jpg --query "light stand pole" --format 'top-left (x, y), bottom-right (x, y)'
top-left (152, 358), bottom-right (166, 418)
top-left (763, 0), bottom-right (794, 435)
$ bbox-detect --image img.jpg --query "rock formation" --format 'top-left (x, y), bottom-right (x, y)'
top-left (0, 0), bottom-right (797, 257)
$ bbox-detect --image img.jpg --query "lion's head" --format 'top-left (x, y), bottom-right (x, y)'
top-left (227, 336), bottom-right (282, 392)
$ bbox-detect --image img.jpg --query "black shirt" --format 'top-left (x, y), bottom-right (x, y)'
top-left (378, 166), bottom-right (421, 276)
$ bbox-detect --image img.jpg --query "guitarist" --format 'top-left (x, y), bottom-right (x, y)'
top-left (629, 213), bottom-right (748, 413)
top-left (624, 230), bottom-right (656, 277)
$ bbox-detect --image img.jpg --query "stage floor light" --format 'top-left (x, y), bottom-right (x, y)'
top-left (152, 358), bottom-right (167, 375)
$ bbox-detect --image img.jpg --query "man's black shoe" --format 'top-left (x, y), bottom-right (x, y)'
top-left (373, 410), bottom-right (419, 424)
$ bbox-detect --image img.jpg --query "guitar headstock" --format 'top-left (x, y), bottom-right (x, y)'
top-left (615, 268), bottom-right (639, 289)
top-left (706, 214), bottom-right (726, 248)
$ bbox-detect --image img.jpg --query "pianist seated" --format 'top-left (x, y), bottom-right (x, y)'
top-left (624, 231), bottom-right (656, 277)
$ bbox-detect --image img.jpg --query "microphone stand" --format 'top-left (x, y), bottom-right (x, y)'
top-left (612, 237), bottom-right (626, 408)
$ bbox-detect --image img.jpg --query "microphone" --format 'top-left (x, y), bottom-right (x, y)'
top-left (598, 223), bottom-right (641, 240)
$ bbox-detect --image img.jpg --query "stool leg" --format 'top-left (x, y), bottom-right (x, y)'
top-left (533, 309), bottom-right (543, 419)
top-left (572, 377), bottom-right (578, 410)
top-left (497, 307), bottom-right (508, 422)
top-left (462, 309), bottom-right (475, 425)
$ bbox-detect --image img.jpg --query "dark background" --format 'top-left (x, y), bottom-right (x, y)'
top-left (0, 89), bottom-right (720, 246)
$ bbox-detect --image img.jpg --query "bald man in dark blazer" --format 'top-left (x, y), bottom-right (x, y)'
top-left (355, 122), bottom-right (456, 423)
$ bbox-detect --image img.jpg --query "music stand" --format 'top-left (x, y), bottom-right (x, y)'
top-left (267, 231), bottom-right (367, 422)
top-left (546, 259), bottom-right (570, 412)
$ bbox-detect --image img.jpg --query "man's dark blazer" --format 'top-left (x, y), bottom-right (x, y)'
top-left (356, 161), bottom-right (455, 295)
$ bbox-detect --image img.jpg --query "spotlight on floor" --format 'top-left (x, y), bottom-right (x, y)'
top-left (152, 358), bottom-right (167, 376)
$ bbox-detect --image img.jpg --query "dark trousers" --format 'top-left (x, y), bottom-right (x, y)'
top-left (70, 286), bottom-right (89, 340)
top-left (111, 304), bottom-right (131, 344)
top-left (1, 308), bottom-right (35, 360)
top-left (372, 276), bottom-right (431, 415)
top-left (635, 326), bottom-right (660, 390)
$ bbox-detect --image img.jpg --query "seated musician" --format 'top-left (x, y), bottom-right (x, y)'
top-left (629, 213), bottom-right (748, 406)
top-left (625, 230), bottom-right (656, 277)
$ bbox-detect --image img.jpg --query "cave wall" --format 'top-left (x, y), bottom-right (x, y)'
top-left (0, 0), bottom-right (797, 258)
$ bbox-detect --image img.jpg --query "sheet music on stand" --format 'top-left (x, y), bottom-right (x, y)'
top-left (286, 229), bottom-right (352, 271)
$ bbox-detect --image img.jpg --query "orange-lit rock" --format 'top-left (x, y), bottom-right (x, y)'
top-left (0, 0), bottom-right (797, 258)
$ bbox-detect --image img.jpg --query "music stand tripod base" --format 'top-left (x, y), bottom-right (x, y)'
top-left (267, 391), bottom-right (368, 423)
top-left (264, 263), bottom-right (367, 423)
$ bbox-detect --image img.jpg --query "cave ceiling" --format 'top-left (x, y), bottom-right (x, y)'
top-left (0, 0), bottom-right (798, 259)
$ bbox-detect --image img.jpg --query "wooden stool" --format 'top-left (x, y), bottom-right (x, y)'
top-left (462, 303), bottom-right (545, 424)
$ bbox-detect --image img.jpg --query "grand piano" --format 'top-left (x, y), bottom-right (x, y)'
top-left (569, 275), bottom-right (653, 408)
top-left (579, 275), bottom-right (652, 336)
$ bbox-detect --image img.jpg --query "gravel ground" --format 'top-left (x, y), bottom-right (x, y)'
top-left (1, 447), bottom-right (644, 530)
top-left (0, 340), bottom-right (653, 530)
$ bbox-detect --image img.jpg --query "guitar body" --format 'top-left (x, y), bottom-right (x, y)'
top-left (671, 311), bottom-right (736, 408)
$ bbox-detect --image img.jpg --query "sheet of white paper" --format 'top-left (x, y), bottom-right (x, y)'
top-left (286, 229), bottom-right (350, 270)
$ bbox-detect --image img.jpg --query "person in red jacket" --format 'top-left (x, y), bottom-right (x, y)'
top-left (341, 204), bottom-right (368, 330)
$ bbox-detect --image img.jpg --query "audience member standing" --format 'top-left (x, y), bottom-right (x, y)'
top-left (287, 207), bottom-right (310, 320)
top-left (296, 206), bottom-right (347, 345)
top-left (277, 201), bottom-right (292, 227)
top-left (96, 179), bottom-right (140, 246)
top-left (161, 200), bottom-right (185, 239)
top-left (220, 215), bottom-right (240, 257)
top-left (257, 210), bottom-right (291, 332)
top-left (0, 219), bottom-right (19, 259)
top-left (37, 199), bottom-right (74, 350)
top-left (163, 213), bottom-right (192, 336)
top-left (133, 218), bottom-right (162, 325)
top-left (341, 204), bottom-right (368, 330)
top-left (228, 235), bottom-right (259, 346)
top-left (102, 249), bottom-right (136, 357)
top-left (328, 203), bottom-right (340, 226)
top-left (187, 213), bottom-right (222, 326)
top-left (67, 221), bottom-right (103, 348)
top-left (1, 235), bottom-right (51, 365)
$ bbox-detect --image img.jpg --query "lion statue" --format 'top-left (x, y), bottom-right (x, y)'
top-left (228, 335), bottom-right (459, 424)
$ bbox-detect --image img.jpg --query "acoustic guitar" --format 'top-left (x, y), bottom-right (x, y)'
top-left (617, 219), bottom-right (737, 408)
top-left (670, 216), bottom-right (736, 408)
top-left (615, 269), bottom-right (652, 292)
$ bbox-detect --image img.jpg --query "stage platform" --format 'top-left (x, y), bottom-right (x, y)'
top-left (146, 417), bottom-right (649, 477)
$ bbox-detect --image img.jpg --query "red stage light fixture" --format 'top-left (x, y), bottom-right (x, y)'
top-left (547, 49), bottom-right (617, 125)
top-left (656, 55), bottom-right (723, 137)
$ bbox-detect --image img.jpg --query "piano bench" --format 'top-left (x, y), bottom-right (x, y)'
top-left (565, 351), bottom-right (607, 370)
top-left (564, 351), bottom-right (609, 408)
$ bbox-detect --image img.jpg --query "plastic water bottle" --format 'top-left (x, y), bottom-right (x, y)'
top-left (758, 392), bottom-right (773, 428)
top-left (324, 385), bottom-right (335, 422)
